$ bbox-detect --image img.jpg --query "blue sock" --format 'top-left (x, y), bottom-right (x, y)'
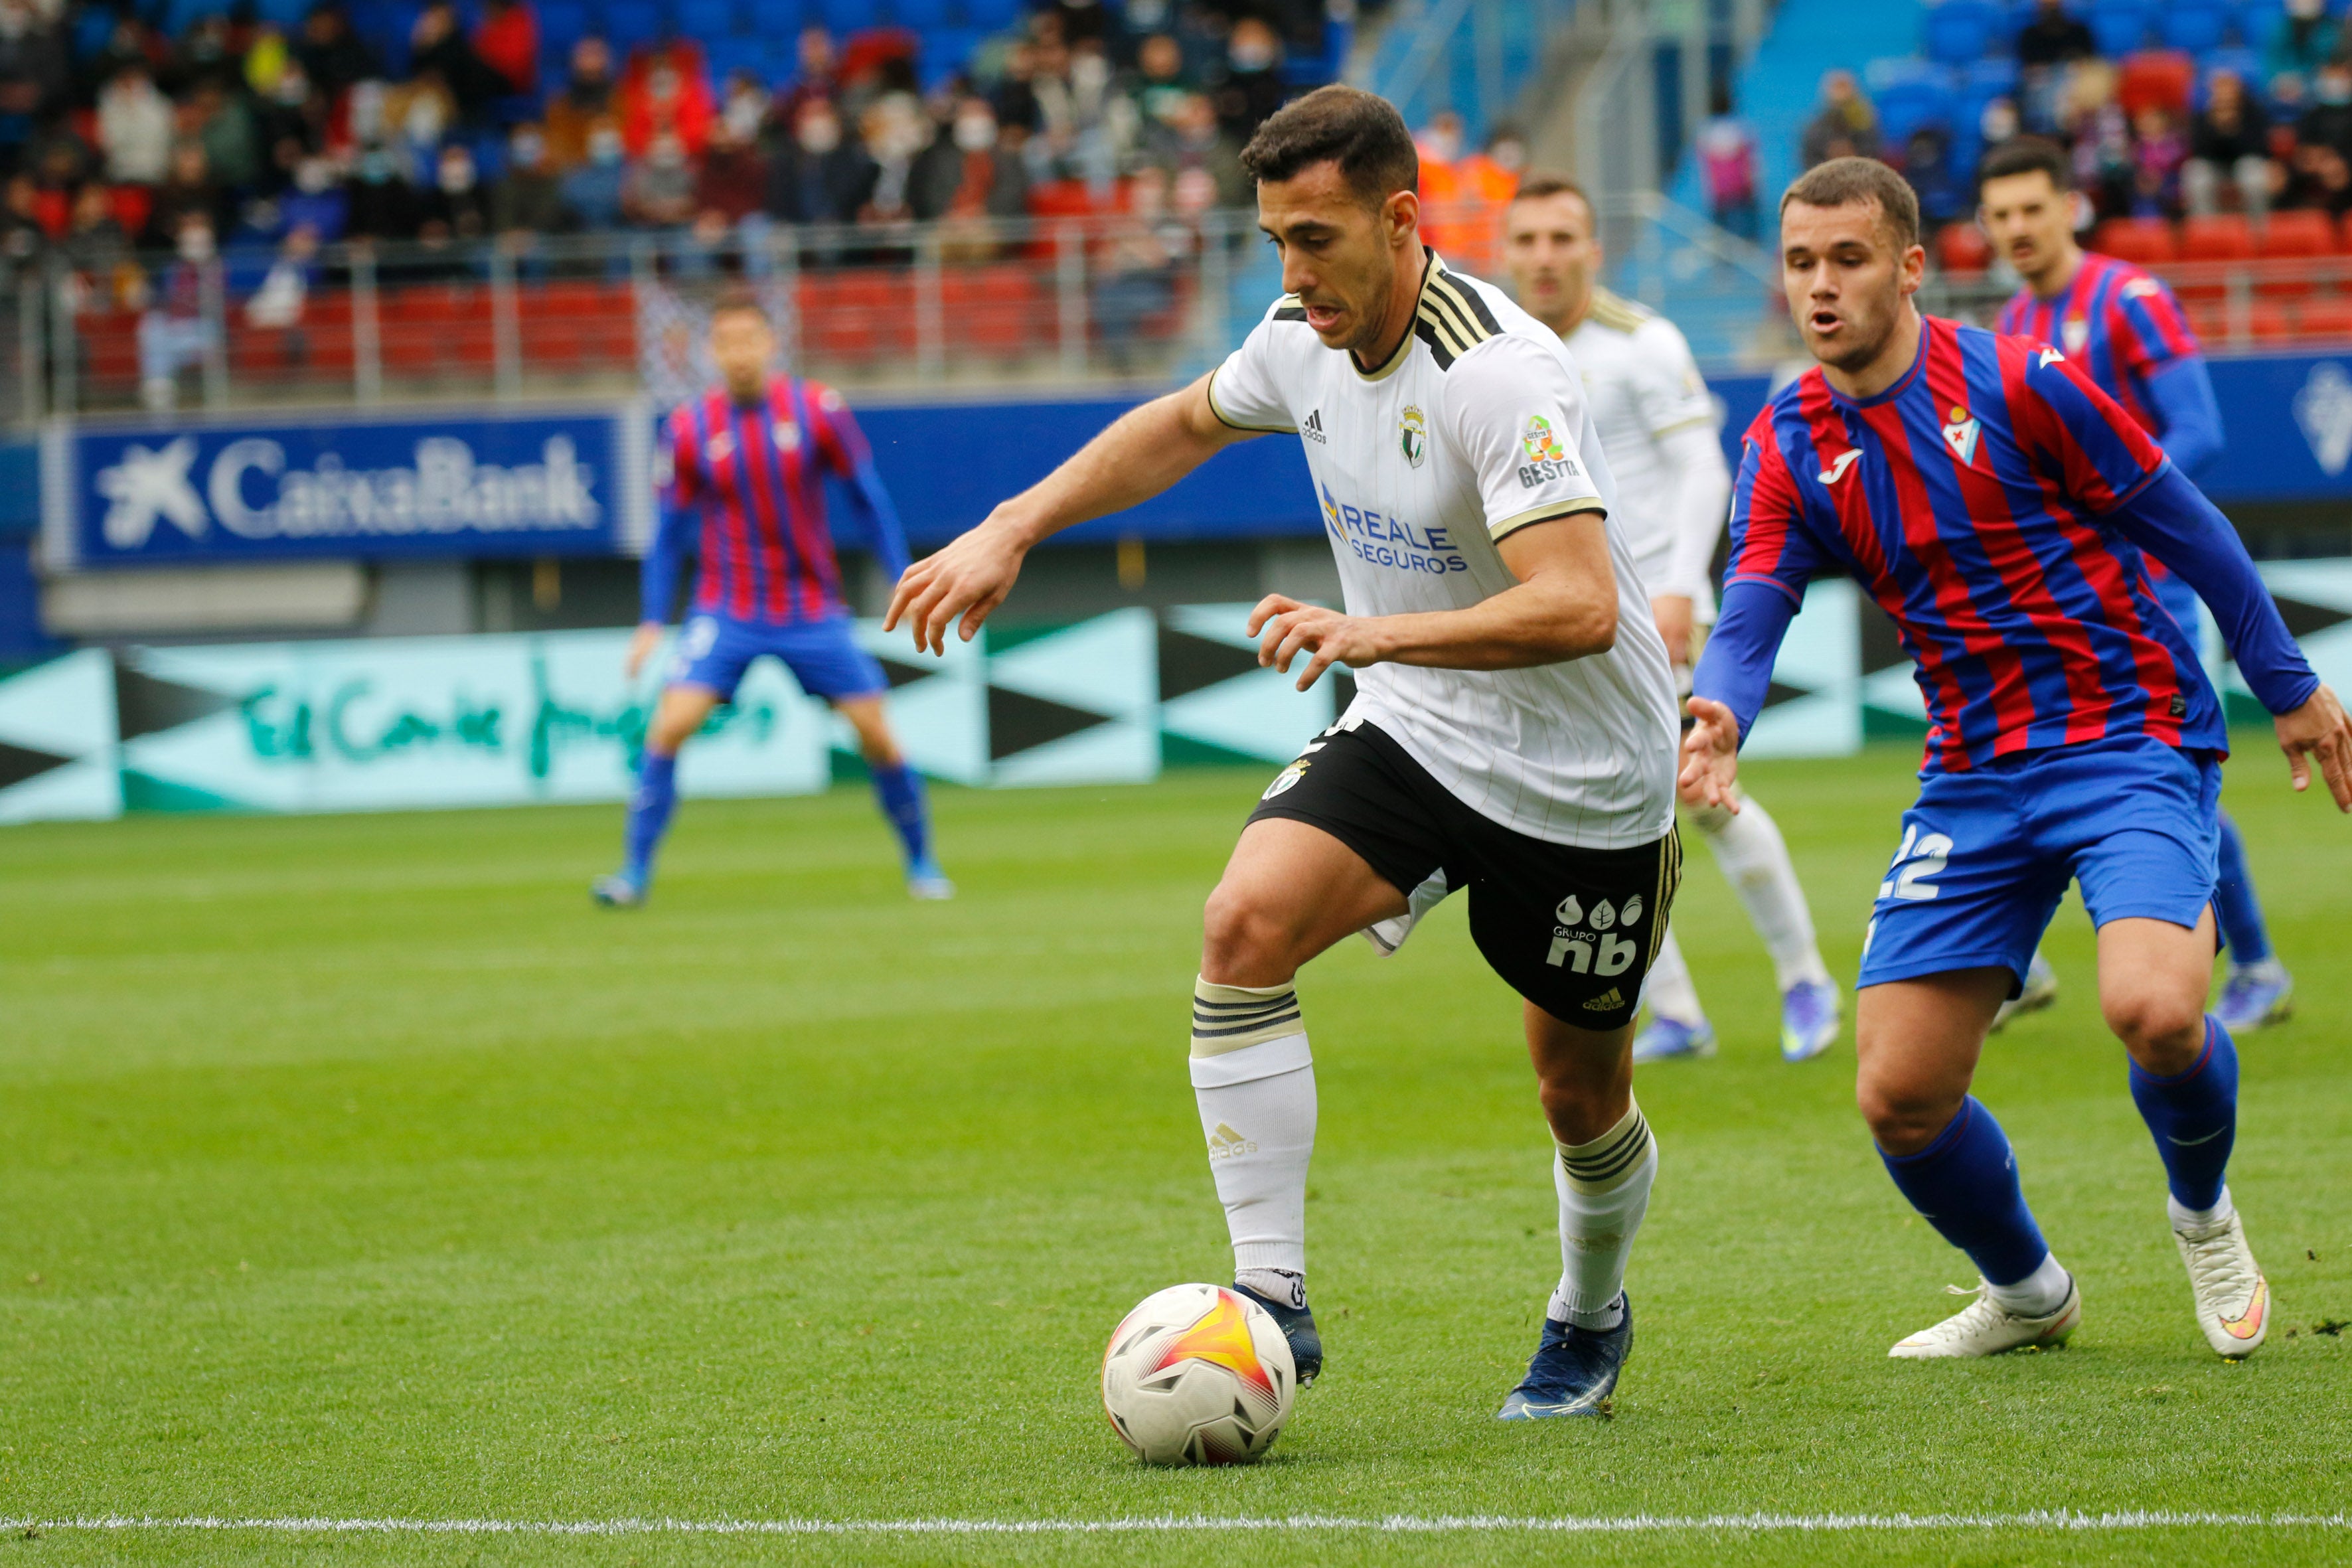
top-left (870, 761), bottom-right (932, 869)
top-left (2211, 812), bottom-right (2272, 966)
top-left (622, 749), bottom-right (679, 886)
top-left (2128, 1016), bottom-right (2238, 1212)
top-left (1879, 1097), bottom-right (2051, 1287)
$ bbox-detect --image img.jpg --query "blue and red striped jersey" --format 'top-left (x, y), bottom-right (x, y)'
top-left (1727, 315), bottom-right (2225, 772)
top-left (1996, 251), bottom-right (2198, 438)
top-left (661, 375), bottom-right (875, 625)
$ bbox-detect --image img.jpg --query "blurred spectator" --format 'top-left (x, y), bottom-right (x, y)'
top-left (2185, 70), bottom-right (2272, 217)
top-left (1697, 87), bottom-right (1759, 240)
top-left (1458, 123), bottom-right (1526, 201)
top-left (917, 94), bottom-right (1027, 224)
top-left (1143, 89), bottom-right (1243, 208)
top-left (139, 212), bottom-right (218, 410)
top-left (1903, 126), bottom-right (1966, 226)
top-left (256, 60), bottom-right (329, 189)
top-left (856, 92), bottom-right (930, 223)
top-left (558, 119), bottom-right (626, 228)
top-left (186, 78), bottom-right (262, 191)
top-left (1, 173), bottom-right (43, 274)
top-left (1800, 70), bottom-right (1880, 166)
top-left (2016, 0), bottom-right (2096, 68)
top-left (2128, 104), bottom-right (2185, 216)
top-left (1093, 161), bottom-right (1182, 367)
top-left (0, 0), bottom-right (68, 169)
top-left (773, 27), bottom-right (838, 131)
top-left (1129, 31), bottom-right (1190, 128)
top-left (493, 124), bottom-right (568, 234)
top-left (992, 38), bottom-right (1043, 136)
top-left (244, 23), bottom-right (293, 100)
top-left (2265, 0), bottom-right (2339, 90)
top-left (543, 37), bottom-right (616, 169)
top-left (246, 221), bottom-right (319, 331)
top-left (82, 15), bottom-right (165, 108)
top-left (98, 62), bottom-right (175, 186)
top-left (384, 68), bottom-right (457, 175)
top-left (346, 139), bottom-right (420, 238)
top-left (62, 181), bottom-right (130, 279)
top-left (620, 46), bottom-right (714, 159)
top-left (147, 138), bottom-right (229, 242)
top-left (763, 97), bottom-right (873, 223)
top-left (623, 129), bottom-right (697, 228)
top-left (1414, 110), bottom-right (1464, 206)
top-left (166, 14), bottom-right (237, 96)
top-left (695, 115), bottom-right (765, 224)
top-left (2286, 140), bottom-right (2352, 215)
top-left (1980, 94), bottom-right (2021, 158)
top-left (295, 3), bottom-right (380, 99)
top-left (2062, 59), bottom-right (2133, 216)
top-left (719, 69), bottom-right (767, 145)
top-left (418, 141), bottom-right (491, 243)
top-left (1048, 0), bottom-right (1119, 54)
top-left (409, 0), bottom-right (502, 120)
top-left (474, 0), bottom-right (538, 97)
top-left (2298, 60), bottom-right (2352, 161)
top-left (1211, 16), bottom-right (1284, 141)
top-left (277, 153), bottom-right (349, 243)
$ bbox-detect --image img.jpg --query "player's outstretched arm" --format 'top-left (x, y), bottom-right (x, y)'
top-left (627, 495), bottom-right (694, 678)
top-left (884, 375), bottom-right (1254, 655)
top-left (1249, 512), bottom-right (1622, 690)
top-left (2276, 683), bottom-right (2352, 811)
top-left (1680, 577), bottom-right (1801, 811)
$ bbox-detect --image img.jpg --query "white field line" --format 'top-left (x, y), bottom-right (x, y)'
top-left (2, 1512), bottom-right (2347, 1537)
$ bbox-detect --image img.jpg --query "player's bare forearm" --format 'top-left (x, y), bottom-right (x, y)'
top-left (885, 378), bottom-right (1249, 654)
top-left (1248, 515), bottom-right (1619, 690)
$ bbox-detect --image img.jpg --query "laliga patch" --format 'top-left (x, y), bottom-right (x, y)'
top-left (1941, 404), bottom-right (1982, 467)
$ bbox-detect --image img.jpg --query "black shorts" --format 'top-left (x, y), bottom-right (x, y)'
top-left (1249, 719), bottom-right (1680, 1030)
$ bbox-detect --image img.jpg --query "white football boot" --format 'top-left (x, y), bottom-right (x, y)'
top-left (1360, 870), bottom-right (1454, 957)
top-left (1889, 1275), bottom-right (2082, 1358)
top-left (1990, 950), bottom-right (2059, 1032)
top-left (2174, 1204), bottom-right (2270, 1358)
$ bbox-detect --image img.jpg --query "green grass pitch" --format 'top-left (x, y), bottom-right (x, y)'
top-left (3, 743), bottom-right (2348, 1567)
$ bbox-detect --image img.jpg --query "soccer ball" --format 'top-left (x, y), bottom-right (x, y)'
top-left (1100, 1283), bottom-right (1296, 1465)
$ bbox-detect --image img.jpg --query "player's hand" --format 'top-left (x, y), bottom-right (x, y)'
top-left (1249, 595), bottom-right (1379, 692)
top-left (884, 514), bottom-right (1028, 656)
top-left (1678, 695), bottom-right (1743, 813)
top-left (2276, 682), bottom-right (2352, 811)
top-left (1651, 593), bottom-right (1694, 667)
top-left (623, 620), bottom-right (665, 680)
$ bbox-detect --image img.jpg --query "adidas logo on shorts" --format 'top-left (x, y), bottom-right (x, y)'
top-left (1584, 986), bottom-right (1624, 1012)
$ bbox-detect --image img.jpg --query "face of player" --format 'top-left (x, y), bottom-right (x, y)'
top-left (1255, 160), bottom-right (1421, 365)
top-left (1780, 198), bottom-right (1926, 390)
top-left (1978, 169), bottom-right (2079, 293)
top-left (709, 309), bottom-right (775, 400)
top-left (1500, 189), bottom-right (1599, 336)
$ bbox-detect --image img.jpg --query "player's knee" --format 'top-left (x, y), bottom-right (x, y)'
top-left (1200, 881), bottom-right (1300, 988)
top-left (2102, 988), bottom-right (2207, 1071)
top-left (1855, 1071), bottom-right (1956, 1156)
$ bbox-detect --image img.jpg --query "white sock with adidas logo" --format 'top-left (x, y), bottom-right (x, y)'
top-left (1547, 1101), bottom-right (1657, 1332)
top-left (1190, 976), bottom-right (1316, 1285)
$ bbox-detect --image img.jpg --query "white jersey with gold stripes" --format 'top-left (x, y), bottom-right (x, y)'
top-left (1565, 289), bottom-right (1722, 607)
top-left (1208, 251), bottom-right (1678, 851)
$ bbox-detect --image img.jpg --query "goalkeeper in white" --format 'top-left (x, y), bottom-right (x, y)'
top-left (1496, 175), bottom-right (1840, 1063)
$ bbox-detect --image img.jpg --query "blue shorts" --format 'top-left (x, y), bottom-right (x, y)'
top-left (1857, 734), bottom-right (2221, 996)
top-left (666, 613), bottom-right (889, 704)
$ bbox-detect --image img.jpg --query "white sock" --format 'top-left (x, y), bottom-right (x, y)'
top-left (1545, 1101), bottom-right (1657, 1330)
top-left (1985, 1251), bottom-right (2073, 1317)
top-left (1191, 977), bottom-right (1316, 1280)
top-left (1640, 929), bottom-right (1706, 1026)
top-left (2169, 1186), bottom-right (2236, 1232)
top-left (1693, 793), bottom-right (1831, 992)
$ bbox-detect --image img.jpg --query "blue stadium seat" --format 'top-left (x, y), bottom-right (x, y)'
top-left (1866, 62), bottom-right (1959, 144)
top-left (2231, 0), bottom-right (2284, 46)
top-left (890, 0), bottom-right (950, 27)
top-left (748, 0), bottom-right (801, 33)
top-left (538, 0), bottom-right (589, 52)
top-left (921, 25), bottom-right (980, 83)
top-left (704, 35), bottom-right (765, 80)
top-left (676, 0), bottom-right (737, 37)
top-left (1964, 56), bottom-right (2019, 96)
top-left (72, 6), bottom-right (114, 59)
top-left (1922, 0), bottom-right (2001, 64)
top-left (959, 0), bottom-right (1022, 31)
top-left (2085, 0), bottom-right (2154, 54)
top-left (813, 0), bottom-right (876, 30)
top-left (603, 0), bottom-right (662, 44)
top-left (2162, 1), bottom-right (2231, 51)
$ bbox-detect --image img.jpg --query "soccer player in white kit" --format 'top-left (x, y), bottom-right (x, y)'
top-left (1496, 175), bottom-right (1842, 1065)
top-left (888, 87), bottom-right (1685, 1419)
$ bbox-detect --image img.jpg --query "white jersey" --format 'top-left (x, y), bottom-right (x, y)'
top-left (1210, 252), bottom-right (1678, 850)
top-left (1564, 289), bottom-right (1721, 608)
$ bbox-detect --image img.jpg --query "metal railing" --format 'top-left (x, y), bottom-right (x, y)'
top-left (1924, 257), bottom-right (2352, 356)
top-left (7, 209), bottom-right (1267, 418)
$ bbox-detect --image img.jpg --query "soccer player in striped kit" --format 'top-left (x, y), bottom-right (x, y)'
top-left (593, 293), bottom-right (951, 906)
top-left (1684, 159), bottom-right (2349, 1359)
top-left (1979, 136), bottom-right (2290, 1033)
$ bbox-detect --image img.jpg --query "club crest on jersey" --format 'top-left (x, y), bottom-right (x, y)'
top-left (772, 420), bottom-right (801, 452)
top-left (1399, 405), bottom-right (1427, 468)
top-left (1941, 404), bottom-right (1983, 467)
top-left (2062, 313), bottom-right (2090, 354)
top-left (704, 430), bottom-right (736, 463)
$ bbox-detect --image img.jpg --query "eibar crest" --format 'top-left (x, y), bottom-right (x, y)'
top-left (1399, 405), bottom-right (1427, 469)
top-left (2293, 360), bottom-right (2352, 476)
top-left (1941, 404), bottom-right (1983, 467)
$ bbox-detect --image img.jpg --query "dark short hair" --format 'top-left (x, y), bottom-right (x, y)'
top-left (1976, 135), bottom-right (2072, 196)
top-left (1779, 156), bottom-right (1921, 251)
top-left (710, 289), bottom-right (769, 325)
top-left (1239, 84), bottom-right (1419, 208)
top-left (1510, 172), bottom-right (1591, 212)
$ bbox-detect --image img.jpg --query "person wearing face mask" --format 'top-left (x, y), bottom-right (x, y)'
top-left (621, 44), bottom-right (714, 159)
top-left (2185, 70), bottom-right (2275, 220)
top-left (1212, 17), bottom-right (1284, 141)
top-left (2266, 0), bottom-right (2340, 87)
top-left (345, 139), bottom-right (421, 240)
top-left (2297, 60), bottom-right (2352, 165)
top-left (924, 96), bottom-right (1028, 226)
top-left (279, 153), bottom-right (350, 243)
top-left (417, 141), bottom-right (491, 252)
top-left (624, 129), bottom-right (700, 231)
top-left (693, 116), bottom-right (766, 234)
top-left (137, 212), bottom-right (221, 411)
top-left (493, 125), bottom-right (567, 238)
top-left (559, 118), bottom-right (627, 230)
top-left (146, 139), bottom-right (230, 247)
top-left (97, 61), bottom-right (173, 187)
top-left (295, 4), bottom-right (380, 100)
top-left (544, 36), bottom-right (617, 169)
top-left (761, 98), bottom-right (875, 226)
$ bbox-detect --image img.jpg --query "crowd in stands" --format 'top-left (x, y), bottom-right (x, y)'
top-left (0, 0), bottom-right (1336, 299)
top-left (1787, 0), bottom-right (2352, 251)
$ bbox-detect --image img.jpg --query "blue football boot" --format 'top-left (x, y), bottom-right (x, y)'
top-left (1780, 977), bottom-right (1842, 1062)
top-left (1498, 1294), bottom-right (1633, 1419)
top-left (1631, 1015), bottom-right (1715, 1063)
top-left (590, 872), bottom-right (646, 908)
top-left (1233, 1281), bottom-right (1322, 1385)
top-left (905, 857), bottom-right (957, 901)
top-left (2215, 961), bottom-right (2292, 1032)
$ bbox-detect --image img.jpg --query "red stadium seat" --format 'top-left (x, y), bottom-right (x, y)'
top-left (2094, 216), bottom-right (2177, 264)
top-left (2260, 209), bottom-right (2334, 258)
top-left (2179, 214), bottom-right (2255, 262)
top-left (1936, 221), bottom-right (1992, 274)
top-left (2118, 50), bottom-right (2195, 119)
top-left (2249, 297), bottom-right (2294, 341)
top-left (943, 262), bottom-right (1045, 354)
top-left (2294, 295), bottom-right (2352, 341)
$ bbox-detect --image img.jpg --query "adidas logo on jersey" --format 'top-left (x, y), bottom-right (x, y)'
top-left (1583, 986), bottom-right (1626, 1013)
top-left (1208, 1123), bottom-right (1259, 1158)
top-left (1301, 408), bottom-right (1327, 443)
